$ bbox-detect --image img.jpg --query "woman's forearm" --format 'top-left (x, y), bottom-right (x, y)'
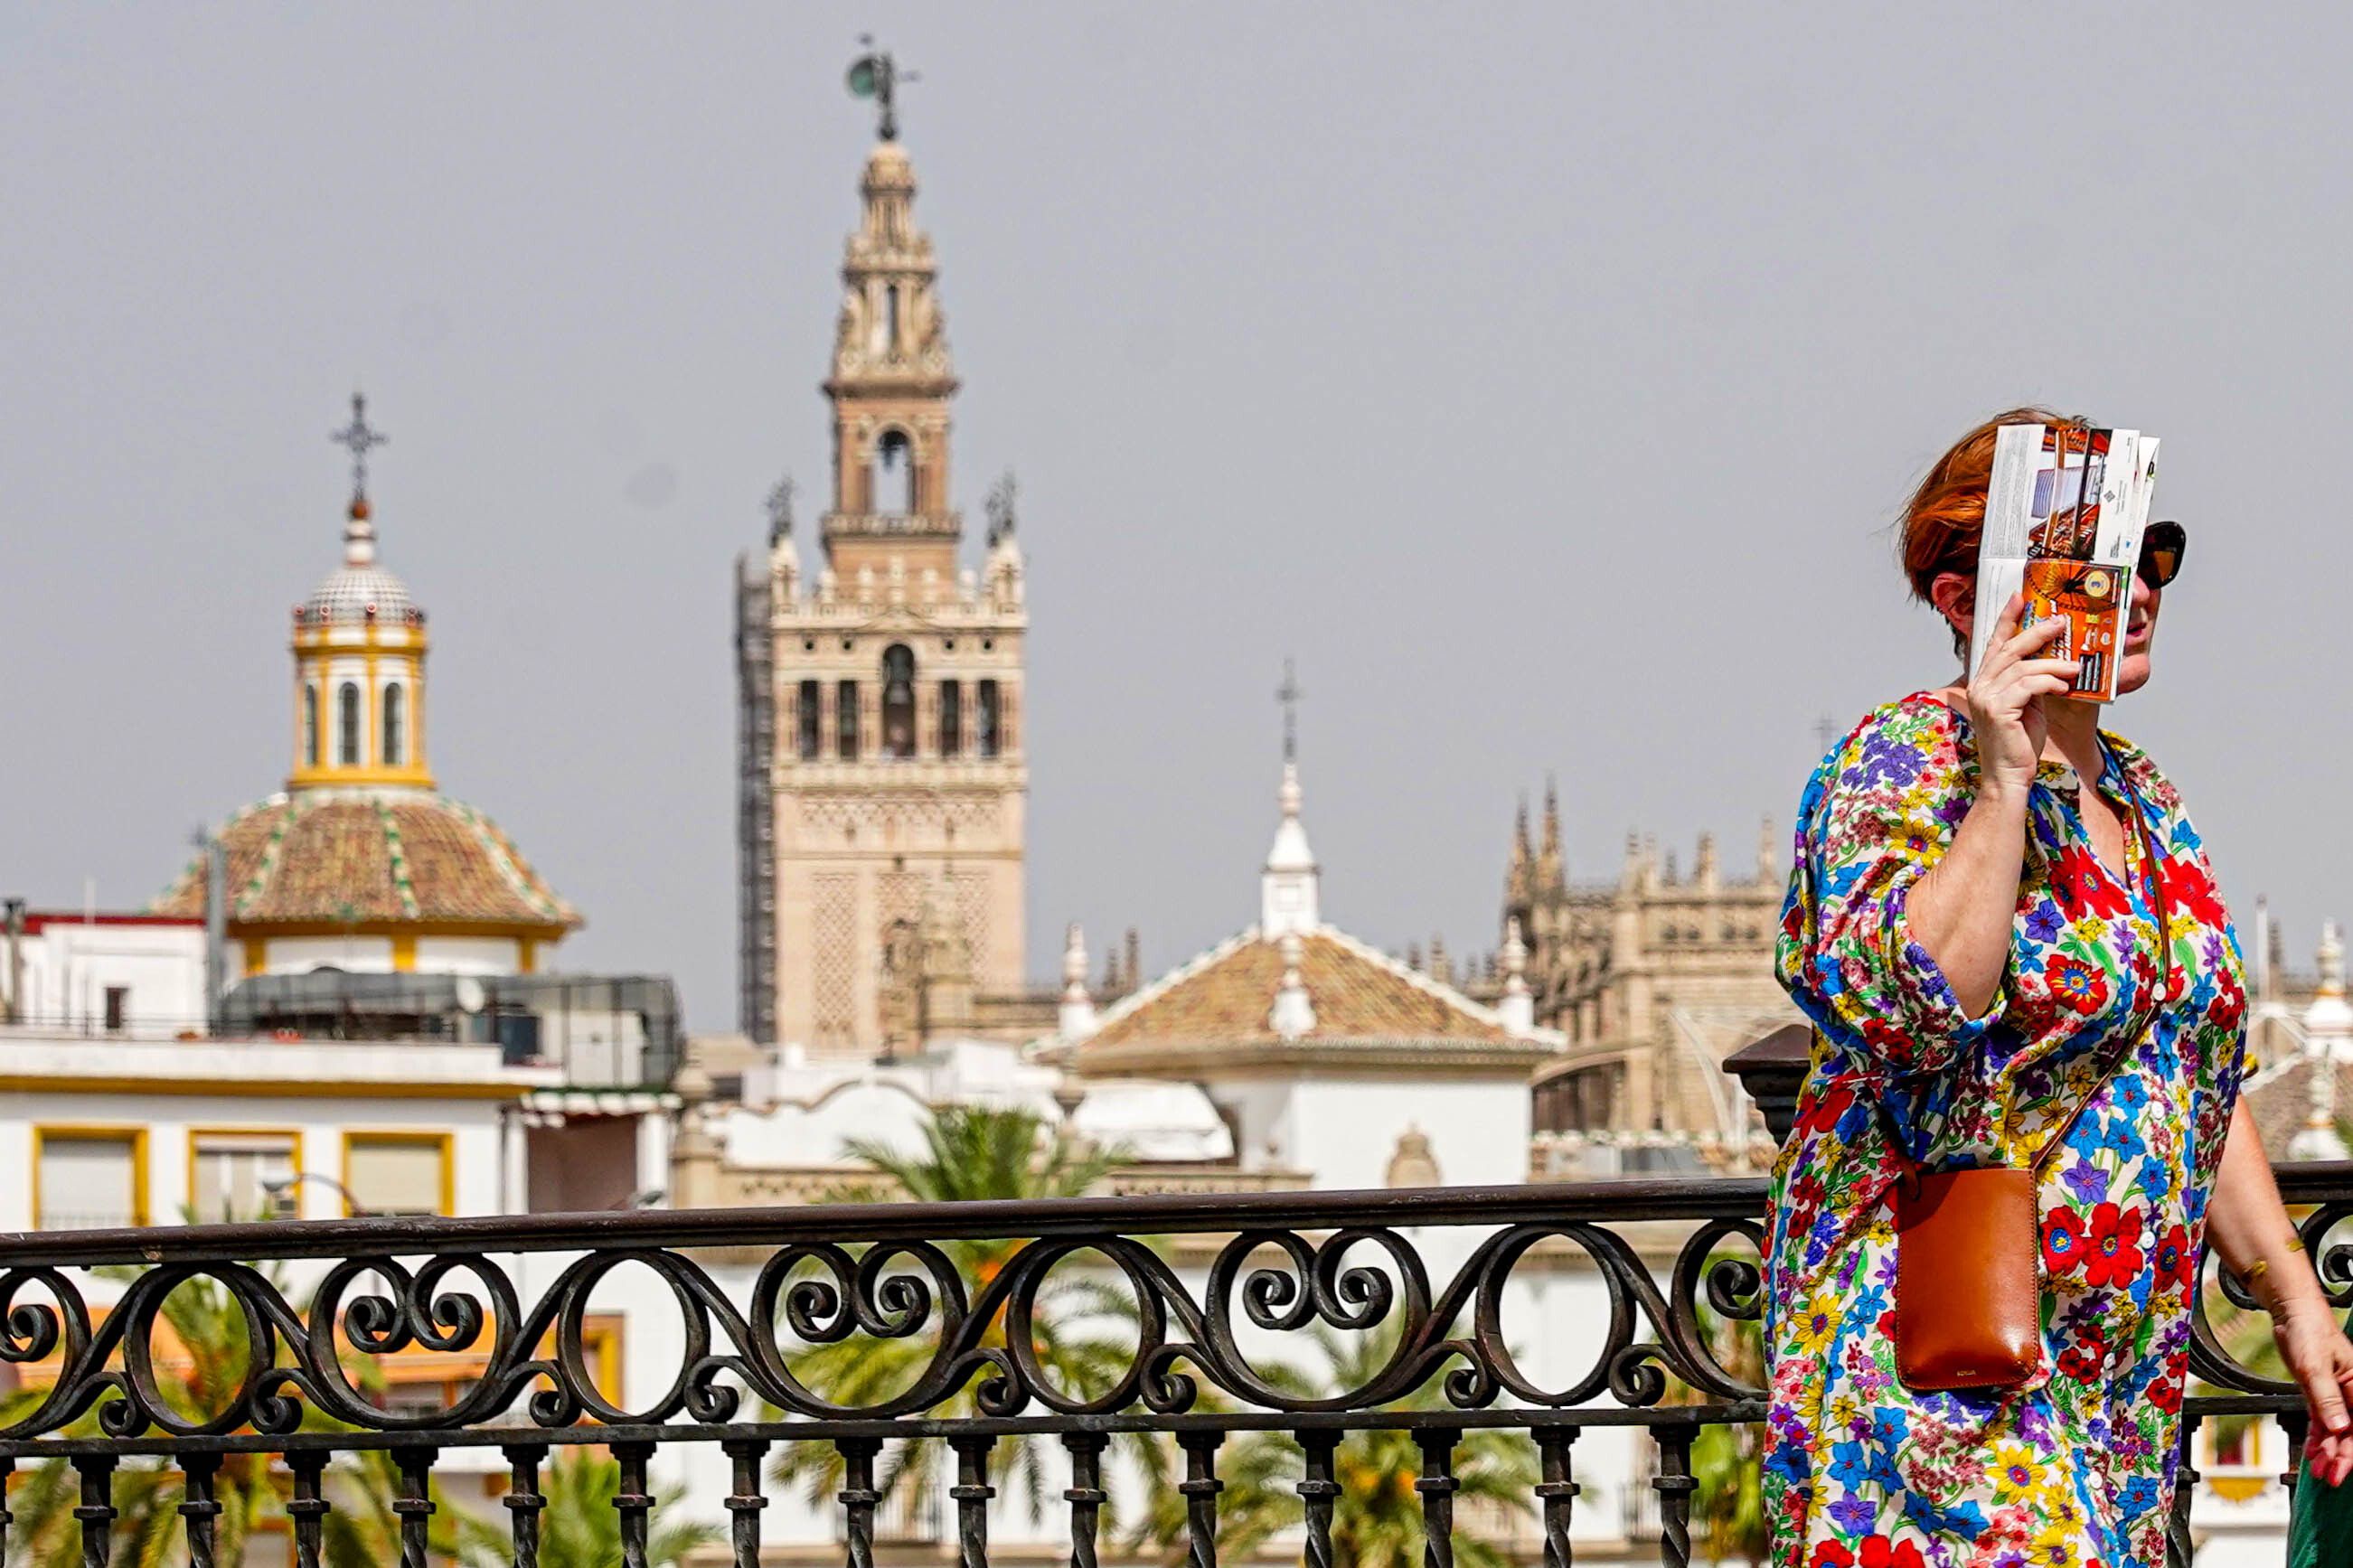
top-left (2208, 1098), bottom-right (2326, 1313)
top-left (1901, 777), bottom-right (2031, 1018)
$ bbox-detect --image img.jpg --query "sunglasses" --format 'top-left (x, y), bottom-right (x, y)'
top-left (2138, 521), bottom-right (2187, 589)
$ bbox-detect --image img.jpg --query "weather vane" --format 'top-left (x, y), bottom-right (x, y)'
top-left (846, 35), bottom-right (918, 141)
top-left (328, 390), bottom-right (388, 502)
top-left (1277, 659), bottom-right (1304, 764)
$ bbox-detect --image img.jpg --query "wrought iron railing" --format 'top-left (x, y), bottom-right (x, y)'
top-left (0, 1171), bottom-right (2340, 1568)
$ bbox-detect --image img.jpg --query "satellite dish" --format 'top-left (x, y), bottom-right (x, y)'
top-left (455, 977), bottom-right (485, 1014)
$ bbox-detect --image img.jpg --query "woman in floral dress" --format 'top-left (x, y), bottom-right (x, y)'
top-left (1763, 409), bottom-right (2353, 1568)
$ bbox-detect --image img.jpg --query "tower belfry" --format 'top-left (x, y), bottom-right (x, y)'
top-left (737, 78), bottom-right (1030, 1057)
top-left (821, 117), bottom-right (961, 584)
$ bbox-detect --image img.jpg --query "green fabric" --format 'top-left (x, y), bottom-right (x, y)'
top-left (2291, 1459), bottom-right (2353, 1568)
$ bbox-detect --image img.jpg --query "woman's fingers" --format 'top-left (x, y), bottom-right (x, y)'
top-left (2299, 1350), bottom-right (2353, 1439)
top-left (1973, 591), bottom-right (2032, 680)
top-left (2009, 657), bottom-right (2083, 685)
top-left (2320, 1426), bottom-right (2353, 1487)
top-left (1988, 589), bottom-right (2027, 649)
top-left (1976, 605), bottom-right (2068, 684)
top-left (2009, 612), bottom-right (2071, 654)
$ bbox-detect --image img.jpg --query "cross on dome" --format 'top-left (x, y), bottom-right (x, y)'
top-left (328, 390), bottom-right (389, 503)
top-left (1276, 658), bottom-right (1303, 764)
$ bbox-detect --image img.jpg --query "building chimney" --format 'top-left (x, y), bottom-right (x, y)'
top-left (2, 897), bottom-right (23, 1025)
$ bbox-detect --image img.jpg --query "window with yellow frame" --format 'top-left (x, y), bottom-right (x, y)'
top-left (340, 1130), bottom-right (454, 1216)
top-left (187, 1128), bottom-right (303, 1223)
top-left (32, 1124), bottom-right (149, 1230)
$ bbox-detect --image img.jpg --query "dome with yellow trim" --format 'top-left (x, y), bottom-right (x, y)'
top-left (151, 397), bottom-right (580, 979)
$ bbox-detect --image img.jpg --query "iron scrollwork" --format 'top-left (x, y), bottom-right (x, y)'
top-left (0, 1178), bottom-right (2337, 1446)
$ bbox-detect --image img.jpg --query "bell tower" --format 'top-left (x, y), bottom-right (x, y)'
top-left (753, 72), bottom-right (1030, 1059)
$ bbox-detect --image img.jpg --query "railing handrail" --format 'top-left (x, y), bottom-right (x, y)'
top-left (0, 1175), bottom-right (1774, 1267)
top-left (0, 1169), bottom-right (2333, 1568)
top-left (14, 1160), bottom-right (2352, 1269)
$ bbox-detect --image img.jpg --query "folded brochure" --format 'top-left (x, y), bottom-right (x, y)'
top-left (1967, 423), bottom-right (2160, 704)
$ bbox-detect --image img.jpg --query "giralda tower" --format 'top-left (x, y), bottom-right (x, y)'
top-left (738, 65), bottom-right (1029, 1056)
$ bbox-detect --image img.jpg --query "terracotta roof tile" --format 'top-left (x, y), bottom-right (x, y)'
top-left (2245, 1056), bottom-right (2353, 1159)
top-left (155, 793), bottom-right (577, 932)
top-left (1085, 931), bottom-right (1511, 1050)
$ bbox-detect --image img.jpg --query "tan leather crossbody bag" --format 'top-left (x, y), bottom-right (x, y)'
top-left (1881, 780), bottom-right (2170, 1394)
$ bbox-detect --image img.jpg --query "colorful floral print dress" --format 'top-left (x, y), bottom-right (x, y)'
top-left (1764, 692), bottom-right (2249, 1568)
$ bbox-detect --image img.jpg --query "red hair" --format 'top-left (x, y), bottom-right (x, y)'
top-left (1897, 406), bottom-right (2092, 604)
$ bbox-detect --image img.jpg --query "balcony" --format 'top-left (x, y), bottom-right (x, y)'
top-left (0, 1170), bottom-right (2332, 1568)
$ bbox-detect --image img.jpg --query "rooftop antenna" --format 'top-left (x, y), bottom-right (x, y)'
top-left (847, 35), bottom-right (919, 141)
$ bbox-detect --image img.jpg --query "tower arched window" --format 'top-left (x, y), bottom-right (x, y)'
top-left (880, 644), bottom-right (917, 760)
top-left (797, 680), bottom-right (823, 761)
top-left (303, 685), bottom-right (319, 767)
top-left (836, 679), bottom-right (861, 761)
top-left (976, 680), bottom-right (1001, 759)
top-left (883, 283), bottom-right (901, 353)
top-left (937, 680), bottom-right (962, 757)
top-left (382, 683), bottom-right (406, 766)
top-left (336, 681), bottom-right (362, 766)
top-left (872, 429), bottom-right (915, 514)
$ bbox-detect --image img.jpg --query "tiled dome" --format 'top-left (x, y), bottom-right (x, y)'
top-left (153, 792), bottom-right (579, 933)
top-left (298, 498), bottom-right (421, 626)
top-left (305, 564), bottom-right (415, 624)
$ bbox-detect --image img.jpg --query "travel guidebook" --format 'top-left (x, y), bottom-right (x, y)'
top-left (1967, 422), bottom-right (2162, 703)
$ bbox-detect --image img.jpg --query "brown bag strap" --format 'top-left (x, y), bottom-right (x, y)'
top-left (1870, 762), bottom-right (2171, 1182)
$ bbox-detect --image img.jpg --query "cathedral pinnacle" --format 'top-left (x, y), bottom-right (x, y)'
top-left (1538, 777), bottom-right (1564, 893)
top-left (1507, 798), bottom-right (1532, 907)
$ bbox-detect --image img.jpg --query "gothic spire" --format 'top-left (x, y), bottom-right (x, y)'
top-left (1507, 796), bottom-right (1533, 908)
top-left (1538, 775), bottom-right (1565, 894)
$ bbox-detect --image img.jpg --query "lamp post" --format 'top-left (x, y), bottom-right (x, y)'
top-left (259, 1171), bottom-right (371, 1219)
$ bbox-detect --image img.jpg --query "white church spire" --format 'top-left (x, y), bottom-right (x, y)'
top-left (1261, 662), bottom-right (1319, 937)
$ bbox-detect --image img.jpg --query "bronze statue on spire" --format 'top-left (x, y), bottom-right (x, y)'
top-left (846, 36), bottom-right (918, 141)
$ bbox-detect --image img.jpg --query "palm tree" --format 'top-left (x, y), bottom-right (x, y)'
top-left (0, 1251), bottom-right (407, 1568)
top-left (1123, 1314), bottom-right (1537, 1568)
top-left (770, 1103), bottom-right (1142, 1522)
top-left (434, 1448), bottom-right (719, 1568)
top-left (0, 1199), bottom-right (454, 1568)
top-left (4, 1262), bottom-right (298, 1566)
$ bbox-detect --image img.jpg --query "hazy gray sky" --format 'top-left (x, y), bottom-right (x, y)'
top-left (5, 5), bottom-right (2347, 1027)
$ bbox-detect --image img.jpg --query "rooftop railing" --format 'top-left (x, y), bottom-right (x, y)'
top-left (0, 1171), bottom-right (2339, 1568)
